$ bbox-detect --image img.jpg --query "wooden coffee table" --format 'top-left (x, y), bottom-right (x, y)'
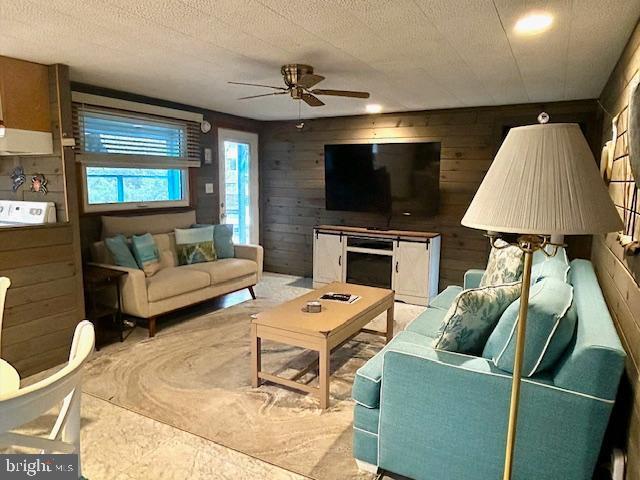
top-left (250, 282), bottom-right (394, 409)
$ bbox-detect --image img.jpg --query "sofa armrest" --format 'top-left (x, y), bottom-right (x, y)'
top-left (376, 342), bottom-right (614, 480)
top-left (86, 262), bottom-right (149, 318)
top-left (464, 269), bottom-right (485, 289)
top-left (234, 244), bottom-right (264, 282)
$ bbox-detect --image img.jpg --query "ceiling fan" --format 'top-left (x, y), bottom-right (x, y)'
top-left (229, 64), bottom-right (370, 107)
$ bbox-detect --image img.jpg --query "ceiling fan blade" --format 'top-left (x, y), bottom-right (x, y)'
top-left (310, 89), bottom-right (370, 99)
top-left (301, 93), bottom-right (325, 107)
top-left (229, 81), bottom-right (288, 90)
top-left (238, 91), bottom-right (289, 100)
top-left (297, 73), bottom-right (325, 89)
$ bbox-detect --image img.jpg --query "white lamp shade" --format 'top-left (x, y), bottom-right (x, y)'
top-left (462, 123), bottom-right (623, 235)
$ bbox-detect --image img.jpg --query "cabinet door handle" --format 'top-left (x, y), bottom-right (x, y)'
top-left (338, 255), bottom-right (342, 266)
top-left (395, 261), bottom-right (399, 273)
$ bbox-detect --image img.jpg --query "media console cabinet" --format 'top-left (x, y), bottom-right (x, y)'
top-left (312, 225), bottom-right (441, 306)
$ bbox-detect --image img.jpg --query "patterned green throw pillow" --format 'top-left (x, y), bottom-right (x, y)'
top-left (432, 282), bottom-right (522, 355)
top-left (480, 239), bottom-right (524, 287)
top-left (175, 226), bottom-right (216, 265)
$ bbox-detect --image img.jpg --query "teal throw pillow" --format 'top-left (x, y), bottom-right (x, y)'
top-left (531, 247), bottom-right (570, 284)
top-left (175, 226), bottom-right (216, 265)
top-left (432, 282), bottom-right (522, 355)
top-left (214, 224), bottom-right (234, 258)
top-left (483, 277), bottom-right (577, 377)
top-left (131, 233), bottom-right (161, 276)
top-left (192, 223), bottom-right (235, 259)
top-left (104, 234), bottom-right (138, 269)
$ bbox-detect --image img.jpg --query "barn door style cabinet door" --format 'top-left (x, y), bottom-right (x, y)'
top-left (312, 231), bottom-right (345, 287)
top-left (392, 239), bottom-right (440, 305)
top-left (312, 226), bottom-right (441, 306)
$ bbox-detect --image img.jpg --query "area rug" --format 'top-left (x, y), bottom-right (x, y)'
top-left (82, 274), bottom-right (425, 480)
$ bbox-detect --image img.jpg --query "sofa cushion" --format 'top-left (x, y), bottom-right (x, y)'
top-left (405, 307), bottom-right (448, 338)
top-left (188, 258), bottom-right (257, 285)
top-left (353, 330), bottom-right (429, 409)
top-left (480, 239), bottom-right (524, 287)
top-left (429, 286), bottom-right (463, 310)
top-left (484, 277), bottom-right (577, 377)
top-left (146, 267), bottom-right (210, 302)
top-left (432, 282), bottom-right (522, 355)
top-left (101, 210), bottom-right (196, 238)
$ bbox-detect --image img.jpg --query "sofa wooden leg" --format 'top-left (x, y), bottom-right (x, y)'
top-left (248, 286), bottom-right (256, 300)
top-left (148, 317), bottom-right (157, 337)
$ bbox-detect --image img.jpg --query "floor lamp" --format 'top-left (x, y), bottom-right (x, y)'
top-left (461, 116), bottom-right (623, 480)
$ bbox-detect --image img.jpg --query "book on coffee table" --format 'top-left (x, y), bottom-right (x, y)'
top-left (319, 292), bottom-right (361, 304)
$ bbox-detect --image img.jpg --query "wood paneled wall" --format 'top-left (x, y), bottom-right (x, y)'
top-left (593, 19), bottom-right (640, 480)
top-left (0, 64), bottom-right (85, 376)
top-left (260, 101), bottom-right (599, 288)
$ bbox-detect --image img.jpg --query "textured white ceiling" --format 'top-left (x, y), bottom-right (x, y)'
top-left (0, 0), bottom-right (638, 120)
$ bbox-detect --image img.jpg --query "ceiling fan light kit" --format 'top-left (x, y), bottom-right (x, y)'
top-left (229, 64), bottom-right (370, 108)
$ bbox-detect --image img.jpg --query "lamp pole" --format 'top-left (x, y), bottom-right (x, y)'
top-left (502, 237), bottom-right (536, 480)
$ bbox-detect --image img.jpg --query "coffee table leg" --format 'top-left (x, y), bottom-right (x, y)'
top-left (386, 301), bottom-right (395, 343)
top-left (251, 324), bottom-right (261, 388)
top-left (319, 342), bottom-right (330, 409)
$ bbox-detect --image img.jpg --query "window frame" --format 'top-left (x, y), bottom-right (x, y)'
top-left (74, 102), bottom-right (200, 213)
top-left (80, 164), bottom-right (190, 213)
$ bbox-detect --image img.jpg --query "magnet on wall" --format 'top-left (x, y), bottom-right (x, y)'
top-left (10, 166), bottom-right (26, 192)
top-left (30, 174), bottom-right (48, 195)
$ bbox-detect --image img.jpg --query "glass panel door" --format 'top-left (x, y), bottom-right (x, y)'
top-left (218, 129), bottom-right (259, 245)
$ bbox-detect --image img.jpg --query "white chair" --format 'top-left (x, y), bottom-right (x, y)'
top-left (0, 277), bottom-right (19, 393)
top-left (0, 320), bottom-right (95, 478)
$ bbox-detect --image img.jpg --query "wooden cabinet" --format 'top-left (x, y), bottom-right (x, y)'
top-left (313, 231), bottom-right (345, 286)
top-left (0, 56), bottom-right (51, 132)
top-left (313, 226), bottom-right (441, 306)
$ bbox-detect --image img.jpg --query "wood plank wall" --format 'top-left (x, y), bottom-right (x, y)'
top-left (593, 19), bottom-right (640, 480)
top-left (0, 64), bottom-right (85, 376)
top-left (71, 83), bottom-right (260, 254)
top-left (260, 101), bottom-right (599, 289)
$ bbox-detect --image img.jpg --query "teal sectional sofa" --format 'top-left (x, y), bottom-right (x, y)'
top-left (352, 259), bottom-right (625, 480)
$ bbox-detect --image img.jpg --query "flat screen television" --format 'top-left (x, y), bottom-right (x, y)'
top-left (324, 142), bottom-right (440, 216)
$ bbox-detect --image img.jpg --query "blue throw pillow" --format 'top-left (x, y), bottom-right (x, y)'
top-left (483, 277), bottom-right (577, 377)
top-left (104, 234), bottom-right (138, 269)
top-left (214, 224), bottom-right (235, 258)
top-left (192, 223), bottom-right (235, 259)
top-left (131, 233), bottom-right (161, 276)
top-left (531, 247), bottom-right (570, 284)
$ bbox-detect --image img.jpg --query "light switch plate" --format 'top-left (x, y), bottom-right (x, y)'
top-left (205, 183), bottom-right (214, 194)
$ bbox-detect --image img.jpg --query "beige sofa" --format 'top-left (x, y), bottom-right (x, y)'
top-left (90, 211), bottom-right (263, 337)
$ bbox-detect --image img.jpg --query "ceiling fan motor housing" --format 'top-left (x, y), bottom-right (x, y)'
top-left (281, 64), bottom-right (314, 87)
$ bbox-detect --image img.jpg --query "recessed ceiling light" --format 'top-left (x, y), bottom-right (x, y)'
top-left (514, 12), bottom-right (553, 35)
top-left (366, 104), bottom-right (382, 114)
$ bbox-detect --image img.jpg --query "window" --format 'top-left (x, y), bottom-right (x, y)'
top-left (74, 104), bottom-right (200, 212)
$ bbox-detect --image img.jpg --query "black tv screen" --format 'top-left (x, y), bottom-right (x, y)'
top-left (324, 142), bottom-right (440, 216)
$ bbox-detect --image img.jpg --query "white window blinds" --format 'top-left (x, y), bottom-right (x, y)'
top-left (73, 104), bottom-right (201, 167)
